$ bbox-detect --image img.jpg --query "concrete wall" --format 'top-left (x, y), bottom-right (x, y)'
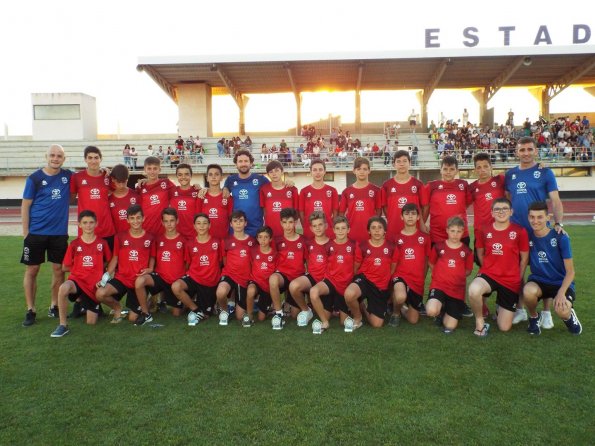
top-left (177, 84), bottom-right (212, 138)
top-left (32, 93), bottom-right (97, 141)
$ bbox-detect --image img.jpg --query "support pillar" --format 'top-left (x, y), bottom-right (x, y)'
top-left (471, 89), bottom-right (487, 126)
top-left (238, 95), bottom-right (249, 136)
top-left (295, 93), bottom-right (302, 136)
top-left (416, 91), bottom-right (428, 131)
top-left (177, 83), bottom-right (212, 137)
top-left (584, 86), bottom-right (595, 97)
top-left (529, 87), bottom-right (549, 121)
top-left (355, 91), bottom-right (362, 134)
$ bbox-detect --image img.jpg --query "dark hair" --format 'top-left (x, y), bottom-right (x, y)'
top-left (333, 215), bottom-right (349, 227)
top-left (234, 149), bottom-right (254, 164)
top-left (491, 197), bottom-right (512, 209)
top-left (162, 207), bottom-right (178, 219)
top-left (441, 155), bottom-right (458, 168)
top-left (310, 159), bottom-right (326, 171)
top-left (280, 207), bottom-right (299, 221)
top-left (528, 201), bottom-right (548, 213)
top-left (230, 210), bottom-right (247, 221)
top-left (392, 149), bottom-right (410, 163)
top-left (109, 164), bottom-right (129, 182)
top-left (517, 136), bottom-right (536, 146)
top-left (84, 145), bottom-right (102, 159)
top-left (353, 157), bottom-right (370, 169)
top-left (127, 204), bottom-right (143, 217)
top-left (78, 210), bottom-right (97, 222)
top-left (266, 160), bottom-right (284, 173)
top-left (367, 216), bottom-right (387, 231)
top-left (207, 164), bottom-right (223, 175)
top-left (176, 163), bottom-right (192, 175)
top-left (401, 203), bottom-right (419, 215)
top-left (473, 152), bottom-right (491, 165)
top-left (144, 156), bottom-right (161, 167)
top-left (256, 225), bottom-right (273, 238)
top-left (193, 212), bottom-right (210, 223)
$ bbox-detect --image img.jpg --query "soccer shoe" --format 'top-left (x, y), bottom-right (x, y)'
top-left (68, 302), bottom-right (86, 319)
top-left (134, 312), bottom-right (153, 326)
top-left (187, 310), bottom-right (203, 327)
top-left (564, 309), bottom-right (582, 335)
top-left (540, 310), bottom-right (554, 329)
top-left (22, 310), bottom-right (36, 327)
top-left (312, 319), bottom-right (324, 335)
top-left (462, 304), bottom-right (474, 318)
top-left (271, 313), bottom-right (285, 330)
top-left (473, 323), bottom-right (490, 338)
top-left (241, 314), bottom-right (254, 328)
top-left (344, 316), bottom-right (354, 333)
top-left (48, 305), bottom-right (59, 318)
top-left (50, 325), bottom-right (70, 338)
top-left (158, 301), bottom-right (168, 314)
top-left (512, 308), bottom-right (528, 324)
top-left (296, 308), bottom-right (313, 327)
top-left (218, 310), bottom-right (229, 326)
top-left (527, 316), bottom-right (541, 335)
top-left (442, 327), bottom-right (454, 335)
top-left (388, 314), bottom-right (401, 328)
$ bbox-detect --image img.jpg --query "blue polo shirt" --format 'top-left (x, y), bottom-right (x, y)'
top-left (224, 173), bottom-right (269, 236)
top-left (528, 229), bottom-right (574, 290)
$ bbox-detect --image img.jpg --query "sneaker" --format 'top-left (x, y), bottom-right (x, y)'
top-left (442, 327), bottom-right (454, 335)
top-left (433, 314), bottom-right (443, 327)
top-left (218, 310), bottom-right (229, 326)
top-left (134, 312), bottom-right (153, 326)
top-left (312, 319), bottom-right (324, 335)
top-left (540, 310), bottom-right (554, 329)
top-left (187, 310), bottom-right (205, 327)
top-left (296, 308), bottom-right (313, 327)
top-left (50, 324), bottom-right (70, 338)
top-left (564, 309), bottom-right (582, 335)
top-left (418, 303), bottom-right (427, 316)
top-left (271, 313), bottom-right (285, 330)
top-left (512, 308), bottom-right (528, 324)
top-left (344, 316), bottom-right (354, 333)
top-left (158, 301), bottom-right (168, 314)
top-left (22, 310), bottom-right (36, 327)
top-left (527, 316), bottom-right (541, 335)
top-left (68, 301), bottom-right (85, 319)
top-left (462, 304), bottom-right (473, 318)
top-left (48, 305), bottom-right (59, 318)
top-left (242, 314), bottom-right (254, 328)
top-left (388, 314), bottom-right (401, 328)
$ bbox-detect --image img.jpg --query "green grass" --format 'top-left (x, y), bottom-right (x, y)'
top-left (0, 228), bottom-right (594, 445)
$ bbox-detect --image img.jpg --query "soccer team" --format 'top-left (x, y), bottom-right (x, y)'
top-left (19, 139), bottom-right (582, 338)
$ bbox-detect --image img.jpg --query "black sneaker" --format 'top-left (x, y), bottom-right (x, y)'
top-left (48, 305), bottom-right (59, 318)
top-left (527, 316), bottom-right (541, 336)
top-left (418, 303), bottom-right (427, 316)
top-left (462, 304), bottom-right (474, 318)
top-left (23, 310), bottom-right (36, 327)
top-left (134, 312), bottom-right (154, 326)
top-left (68, 302), bottom-right (85, 319)
top-left (158, 301), bottom-right (168, 314)
top-left (564, 309), bottom-right (582, 335)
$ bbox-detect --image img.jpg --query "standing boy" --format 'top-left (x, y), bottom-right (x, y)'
top-left (260, 160), bottom-right (299, 236)
top-left (196, 164), bottom-right (233, 240)
top-left (299, 160), bottom-right (339, 239)
top-left (169, 163), bottom-right (199, 239)
top-left (137, 156), bottom-right (175, 236)
top-left (109, 164), bottom-right (139, 234)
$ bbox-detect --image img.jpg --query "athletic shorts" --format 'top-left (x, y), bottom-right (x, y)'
top-left (21, 234), bottom-right (68, 265)
top-left (476, 273), bottom-right (518, 312)
top-left (409, 119), bottom-right (416, 125)
top-left (428, 288), bottom-right (466, 320)
top-left (181, 275), bottom-right (217, 314)
top-left (392, 277), bottom-right (424, 311)
top-left (530, 280), bottom-right (576, 305)
top-left (67, 280), bottom-right (102, 314)
top-left (321, 279), bottom-right (349, 314)
top-left (352, 273), bottom-right (390, 319)
top-left (248, 281), bottom-right (272, 314)
top-left (219, 275), bottom-right (248, 310)
top-left (105, 278), bottom-right (139, 314)
top-left (148, 272), bottom-right (181, 308)
top-left (284, 273), bottom-right (317, 309)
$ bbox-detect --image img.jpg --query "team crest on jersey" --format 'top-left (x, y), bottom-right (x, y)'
top-left (383, 248), bottom-right (389, 255)
top-left (252, 179), bottom-right (259, 186)
top-left (104, 177), bottom-right (110, 186)
top-left (61, 177), bottom-right (68, 184)
top-left (418, 237), bottom-right (425, 244)
top-left (222, 199), bottom-right (228, 205)
top-left (326, 190), bottom-right (332, 197)
top-left (130, 197), bottom-right (136, 204)
top-left (534, 171), bottom-right (541, 179)
top-left (368, 190), bottom-right (375, 197)
top-left (144, 240), bottom-right (151, 248)
top-left (82, 179), bottom-right (88, 185)
top-left (509, 231), bottom-right (517, 240)
top-left (286, 191), bottom-right (292, 198)
top-left (366, 249), bottom-right (371, 255)
top-left (268, 256), bottom-right (273, 262)
top-left (97, 244), bottom-right (103, 251)
top-left (349, 193), bottom-right (354, 199)
top-left (460, 251), bottom-right (466, 257)
top-left (458, 183), bottom-right (464, 190)
top-left (248, 241), bottom-right (253, 246)
top-left (212, 242), bottom-right (218, 250)
top-left (297, 243), bottom-right (302, 249)
top-left (266, 192), bottom-right (272, 198)
top-left (491, 181), bottom-right (497, 187)
top-left (412, 185), bottom-right (417, 193)
top-left (176, 242), bottom-right (183, 249)
top-left (346, 246), bottom-right (352, 253)
top-left (550, 238), bottom-right (557, 247)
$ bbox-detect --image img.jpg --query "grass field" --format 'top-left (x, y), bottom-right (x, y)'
top-left (0, 229), bottom-right (593, 446)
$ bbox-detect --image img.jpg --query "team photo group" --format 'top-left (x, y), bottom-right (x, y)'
top-left (21, 138), bottom-right (582, 338)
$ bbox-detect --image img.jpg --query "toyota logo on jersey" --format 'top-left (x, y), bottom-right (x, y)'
top-left (446, 194), bottom-right (457, 204)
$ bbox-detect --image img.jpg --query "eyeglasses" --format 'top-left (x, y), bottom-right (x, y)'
top-left (492, 207), bottom-right (511, 213)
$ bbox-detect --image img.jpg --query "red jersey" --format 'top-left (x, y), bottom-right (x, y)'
top-left (429, 241), bottom-right (473, 300)
top-left (222, 235), bottom-right (256, 287)
top-left (185, 237), bottom-right (224, 287)
top-left (260, 184), bottom-right (300, 237)
top-left (476, 222), bottom-right (529, 292)
top-left (305, 238), bottom-right (329, 283)
top-left (392, 230), bottom-right (431, 296)
top-left (470, 174), bottom-right (506, 232)
top-left (113, 231), bottom-right (156, 288)
top-left (381, 176), bottom-right (428, 241)
top-left (325, 240), bottom-right (358, 295)
top-left (250, 247), bottom-right (277, 292)
top-left (109, 188), bottom-right (139, 234)
top-left (356, 240), bottom-right (395, 291)
top-left (71, 170), bottom-right (115, 238)
top-left (196, 192), bottom-right (234, 239)
top-left (426, 179), bottom-right (472, 243)
top-left (169, 186), bottom-right (199, 239)
top-left (154, 233), bottom-right (187, 284)
top-left (137, 178), bottom-right (175, 236)
top-left (299, 184), bottom-right (339, 238)
top-left (274, 235), bottom-right (307, 281)
top-left (339, 183), bottom-right (382, 243)
top-left (63, 237), bottom-right (112, 302)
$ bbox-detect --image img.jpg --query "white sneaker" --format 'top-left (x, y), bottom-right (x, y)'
top-left (540, 310), bottom-right (554, 329)
top-left (512, 308), bottom-right (528, 324)
top-left (218, 310), bottom-right (229, 326)
top-left (297, 308), bottom-right (313, 327)
top-left (187, 311), bottom-right (198, 327)
top-left (344, 317), bottom-right (354, 333)
top-left (312, 319), bottom-right (323, 335)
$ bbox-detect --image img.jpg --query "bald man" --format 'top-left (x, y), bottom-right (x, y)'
top-left (21, 144), bottom-right (73, 326)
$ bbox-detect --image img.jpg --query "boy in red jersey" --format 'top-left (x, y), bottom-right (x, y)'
top-left (339, 157), bottom-right (382, 243)
top-left (389, 204), bottom-right (430, 327)
top-left (50, 211), bottom-right (112, 337)
top-left (70, 146), bottom-right (115, 250)
top-left (260, 160), bottom-right (299, 237)
top-left (172, 213), bottom-right (225, 326)
top-left (109, 164), bottom-right (139, 234)
top-left (381, 150), bottom-right (428, 241)
top-left (299, 160), bottom-right (339, 239)
top-left (269, 208), bottom-right (307, 330)
top-left (423, 156), bottom-right (472, 246)
top-left (243, 226), bottom-right (277, 327)
top-left (134, 208), bottom-right (187, 325)
top-left (169, 164), bottom-right (199, 239)
top-left (196, 164), bottom-right (233, 239)
top-left (287, 211), bottom-right (330, 327)
top-left (344, 217), bottom-right (396, 330)
top-left (137, 156), bottom-right (175, 236)
top-left (96, 205), bottom-right (155, 324)
top-left (468, 198), bottom-right (529, 336)
top-left (216, 211), bottom-right (256, 326)
top-left (309, 216), bottom-right (358, 333)
top-left (425, 217), bottom-right (474, 334)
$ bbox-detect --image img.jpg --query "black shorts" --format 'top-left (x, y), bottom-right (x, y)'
top-left (21, 234), bottom-right (68, 265)
top-left (321, 279), bottom-right (349, 314)
top-left (392, 277), bottom-right (424, 311)
top-left (428, 288), bottom-right (466, 320)
top-left (248, 281), bottom-right (272, 314)
top-left (106, 278), bottom-right (139, 314)
top-left (67, 280), bottom-right (102, 314)
top-left (530, 280), bottom-right (576, 305)
top-left (148, 272), bottom-right (181, 308)
top-left (103, 235), bottom-right (114, 253)
top-left (302, 273), bottom-right (318, 288)
top-left (219, 276), bottom-right (248, 310)
top-left (352, 273), bottom-right (390, 319)
top-left (476, 273), bottom-right (518, 312)
top-left (284, 273), bottom-right (316, 309)
top-left (181, 276), bottom-right (217, 314)
top-left (409, 119), bottom-right (416, 125)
